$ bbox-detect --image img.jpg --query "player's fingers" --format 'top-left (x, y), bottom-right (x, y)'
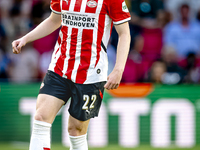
top-left (12, 48), bottom-right (19, 54)
top-left (106, 82), bottom-right (119, 90)
top-left (110, 84), bottom-right (118, 90)
top-left (13, 47), bottom-right (20, 54)
top-left (104, 82), bottom-right (112, 90)
top-left (17, 42), bottom-right (24, 50)
top-left (12, 41), bottom-right (23, 54)
top-left (104, 82), bottom-right (109, 89)
top-left (104, 76), bottom-right (110, 89)
top-left (113, 84), bottom-right (119, 89)
top-left (12, 41), bottom-right (20, 54)
top-left (13, 48), bottom-right (20, 54)
top-left (13, 50), bottom-right (18, 54)
top-left (12, 41), bottom-right (16, 47)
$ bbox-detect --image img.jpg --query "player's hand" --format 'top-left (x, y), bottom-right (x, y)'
top-left (104, 68), bottom-right (123, 90)
top-left (12, 38), bottom-right (26, 54)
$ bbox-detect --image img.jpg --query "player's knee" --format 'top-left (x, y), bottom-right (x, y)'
top-left (68, 124), bottom-right (83, 136)
top-left (34, 112), bottom-right (45, 122)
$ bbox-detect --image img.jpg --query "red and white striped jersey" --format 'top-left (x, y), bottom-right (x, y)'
top-left (48, 0), bottom-right (131, 84)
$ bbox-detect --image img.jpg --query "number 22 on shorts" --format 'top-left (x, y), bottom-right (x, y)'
top-left (82, 95), bottom-right (97, 110)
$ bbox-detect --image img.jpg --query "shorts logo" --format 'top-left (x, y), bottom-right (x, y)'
top-left (86, 109), bottom-right (90, 114)
top-left (40, 82), bottom-right (44, 89)
top-left (122, 1), bottom-right (129, 13)
top-left (87, 0), bottom-right (97, 8)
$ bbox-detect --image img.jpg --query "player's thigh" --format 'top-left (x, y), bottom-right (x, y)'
top-left (68, 115), bottom-right (90, 136)
top-left (35, 94), bottom-right (65, 124)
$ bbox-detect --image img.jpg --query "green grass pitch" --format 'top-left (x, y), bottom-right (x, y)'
top-left (1, 143), bottom-right (200, 150)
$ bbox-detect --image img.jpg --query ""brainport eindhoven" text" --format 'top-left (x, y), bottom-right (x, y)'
top-left (62, 13), bottom-right (96, 28)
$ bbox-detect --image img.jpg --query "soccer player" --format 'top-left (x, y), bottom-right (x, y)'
top-left (12, 0), bottom-right (131, 149)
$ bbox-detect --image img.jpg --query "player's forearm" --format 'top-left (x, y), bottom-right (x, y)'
top-left (114, 31), bottom-right (130, 73)
top-left (22, 13), bottom-right (61, 43)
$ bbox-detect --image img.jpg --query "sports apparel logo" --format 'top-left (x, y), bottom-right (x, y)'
top-left (87, 0), bottom-right (97, 8)
top-left (40, 82), bottom-right (44, 89)
top-left (122, 1), bottom-right (129, 13)
top-left (86, 109), bottom-right (90, 114)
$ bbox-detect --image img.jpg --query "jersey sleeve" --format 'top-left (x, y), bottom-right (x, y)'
top-left (107, 0), bottom-right (131, 25)
top-left (50, 0), bottom-right (61, 14)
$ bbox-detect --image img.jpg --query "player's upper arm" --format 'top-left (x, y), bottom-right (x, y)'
top-left (114, 22), bottom-right (130, 37)
top-left (48, 12), bottom-right (61, 28)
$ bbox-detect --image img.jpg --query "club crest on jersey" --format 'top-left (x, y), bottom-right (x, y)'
top-left (122, 1), bottom-right (129, 13)
top-left (87, 0), bottom-right (97, 8)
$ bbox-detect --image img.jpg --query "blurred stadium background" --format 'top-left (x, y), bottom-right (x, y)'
top-left (1, 0), bottom-right (200, 149)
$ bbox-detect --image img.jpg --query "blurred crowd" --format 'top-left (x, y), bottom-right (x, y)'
top-left (1, 0), bottom-right (200, 84)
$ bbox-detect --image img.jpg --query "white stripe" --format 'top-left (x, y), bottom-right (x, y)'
top-left (71, 28), bottom-right (83, 82)
top-left (90, 0), bottom-right (104, 65)
top-left (71, 0), bottom-right (87, 82)
top-left (113, 17), bottom-right (131, 25)
top-left (48, 43), bottom-right (60, 71)
top-left (86, 0), bottom-right (104, 82)
top-left (80, 0), bottom-right (88, 13)
top-left (102, 14), bottom-right (112, 47)
top-left (89, 26), bottom-right (98, 69)
top-left (62, 28), bottom-right (72, 77)
top-left (60, 0), bottom-right (63, 11)
top-left (48, 31), bottom-right (63, 71)
top-left (69, 0), bottom-right (76, 11)
top-left (96, 0), bottom-right (104, 14)
top-left (62, 0), bottom-right (76, 77)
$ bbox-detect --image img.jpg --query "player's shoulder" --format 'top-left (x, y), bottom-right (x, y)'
top-left (51, 0), bottom-right (60, 3)
top-left (104, 0), bottom-right (125, 5)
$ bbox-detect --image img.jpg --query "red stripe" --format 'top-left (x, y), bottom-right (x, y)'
top-left (54, 26), bottom-right (68, 76)
top-left (65, 28), bottom-right (78, 80)
top-left (95, 10), bottom-right (106, 67)
top-left (76, 29), bottom-right (93, 83)
top-left (43, 148), bottom-right (50, 150)
top-left (74, 0), bottom-right (83, 12)
top-left (57, 34), bottom-right (61, 45)
top-left (85, 0), bottom-right (98, 13)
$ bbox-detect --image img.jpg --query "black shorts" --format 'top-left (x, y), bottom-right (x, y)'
top-left (39, 70), bottom-right (106, 121)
